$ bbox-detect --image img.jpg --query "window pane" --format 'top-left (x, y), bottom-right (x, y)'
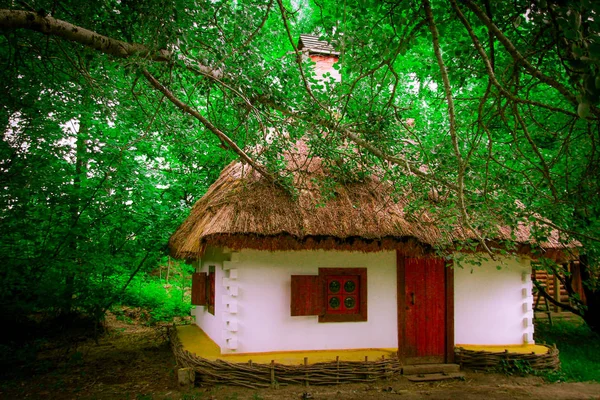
top-left (344, 280), bottom-right (356, 293)
top-left (329, 296), bottom-right (340, 309)
top-left (329, 280), bottom-right (341, 293)
top-left (344, 296), bottom-right (356, 309)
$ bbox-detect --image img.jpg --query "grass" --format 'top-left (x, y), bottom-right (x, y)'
top-left (535, 318), bottom-right (600, 383)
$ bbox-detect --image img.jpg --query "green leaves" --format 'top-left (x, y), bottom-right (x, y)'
top-left (1, 0), bottom-right (600, 328)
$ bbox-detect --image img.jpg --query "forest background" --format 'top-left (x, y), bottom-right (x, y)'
top-left (1, 0), bottom-right (599, 348)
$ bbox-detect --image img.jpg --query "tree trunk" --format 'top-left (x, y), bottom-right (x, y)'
top-left (63, 112), bottom-right (88, 316)
top-left (580, 255), bottom-right (600, 334)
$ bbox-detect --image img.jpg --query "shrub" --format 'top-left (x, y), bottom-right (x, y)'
top-left (114, 261), bottom-right (194, 324)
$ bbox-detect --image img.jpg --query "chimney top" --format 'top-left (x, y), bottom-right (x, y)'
top-left (298, 34), bottom-right (340, 57)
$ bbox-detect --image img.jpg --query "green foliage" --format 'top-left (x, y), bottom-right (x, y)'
top-left (0, 0), bottom-right (230, 324)
top-left (1, 0), bottom-right (600, 333)
top-left (497, 359), bottom-right (534, 376)
top-left (116, 264), bottom-right (194, 324)
top-left (535, 320), bottom-right (600, 382)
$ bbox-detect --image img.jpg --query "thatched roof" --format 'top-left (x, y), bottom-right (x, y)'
top-left (169, 140), bottom-right (572, 260)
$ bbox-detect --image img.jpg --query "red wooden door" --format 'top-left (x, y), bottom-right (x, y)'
top-left (398, 257), bottom-right (448, 364)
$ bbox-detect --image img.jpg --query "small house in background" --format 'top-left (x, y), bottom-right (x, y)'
top-left (298, 34), bottom-right (341, 82)
top-left (168, 35), bottom-right (566, 387)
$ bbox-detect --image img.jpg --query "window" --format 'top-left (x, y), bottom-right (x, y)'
top-left (291, 268), bottom-right (367, 322)
top-left (191, 265), bottom-right (216, 315)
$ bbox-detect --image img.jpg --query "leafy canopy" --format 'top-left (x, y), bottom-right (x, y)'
top-left (1, 0), bottom-right (599, 328)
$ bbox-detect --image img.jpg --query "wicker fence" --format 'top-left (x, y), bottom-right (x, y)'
top-left (170, 328), bottom-right (401, 388)
top-left (170, 328), bottom-right (560, 388)
top-left (455, 345), bottom-right (560, 371)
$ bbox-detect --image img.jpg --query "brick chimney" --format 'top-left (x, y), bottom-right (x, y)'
top-left (298, 34), bottom-right (341, 83)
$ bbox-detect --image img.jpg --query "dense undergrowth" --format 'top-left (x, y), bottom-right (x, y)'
top-left (116, 270), bottom-right (193, 324)
top-left (535, 319), bottom-right (600, 383)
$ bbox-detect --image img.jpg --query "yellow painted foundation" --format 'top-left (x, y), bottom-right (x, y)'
top-left (176, 325), bottom-right (397, 365)
top-left (176, 325), bottom-right (550, 366)
top-left (456, 344), bottom-right (549, 355)
top-left (176, 325), bottom-right (222, 359)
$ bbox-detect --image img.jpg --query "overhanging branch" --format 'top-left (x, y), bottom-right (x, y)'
top-left (0, 9), bottom-right (219, 77)
top-left (462, 0), bottom-right (578, 107)
top-left (141, 69), bottom-right (279, 186)
top-left (532, 277), bottom-right (582, 316)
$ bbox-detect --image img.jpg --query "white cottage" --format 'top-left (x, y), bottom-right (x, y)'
top-left (168, 36), bottom-right (567, 376)
top-left (169, 145), bottom-right (567, 367)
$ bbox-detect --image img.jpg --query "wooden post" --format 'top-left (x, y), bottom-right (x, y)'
top-left (166, 256), bottom-right (171, 283)
top-left (177, 368), bottom-right (195, 387)
top-left (553, 273), bottom-right (561, 312)
top-left (336, 356), bottom-right (340, 385)
top-left (544, 297), bottom-right (553, 326)
top-left (304, 357), bottom-right (309, 387)
top-left (270, 360), bottom-right (275, 388)
top-left (383, 355), bottom-right (389, 380)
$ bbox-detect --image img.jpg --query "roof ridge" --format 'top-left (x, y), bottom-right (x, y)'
top-left (298, 34), bottom-right (340, 56)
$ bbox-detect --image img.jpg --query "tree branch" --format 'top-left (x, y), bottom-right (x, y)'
top-left (275, 0), bottom-right (328, 111)
top-left (532, 276), bottom-right (582, 316)
top-left (449, 1), bottom-right (576, 118)
top-left (0, 9), bottom-right (220, 77)
top-left (462, 0), bottom-right (578, 106)
top-left (254, 95), bottom-right (462, 192)
top-left (141, 69), bottom-right (279, 186)
top-left (424, 0), bottom-right (494, 258)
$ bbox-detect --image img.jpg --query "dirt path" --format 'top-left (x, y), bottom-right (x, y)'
top-left (1, 315), bottom-right (599, 400)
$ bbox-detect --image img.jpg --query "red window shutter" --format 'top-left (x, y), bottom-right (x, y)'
top-left (191, 272), bottom-right (208, 306)
top-left (291, 275), bottom-right (323, 316)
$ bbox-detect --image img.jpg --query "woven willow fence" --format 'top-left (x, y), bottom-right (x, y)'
top-left (455, 345), bottom-right (560, 371)
top-left (170, 329), bottom-right (402, 388)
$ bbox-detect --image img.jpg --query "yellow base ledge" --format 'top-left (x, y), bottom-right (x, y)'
top-left (456, 344), bottom-right (550, 355)
top-left (176, 325), bottom-right (550, 366)
top-left (176, 325), bottom-right (397, 366)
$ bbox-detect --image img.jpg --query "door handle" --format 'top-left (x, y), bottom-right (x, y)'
top-left (411, 292), bottom-right (415, 305)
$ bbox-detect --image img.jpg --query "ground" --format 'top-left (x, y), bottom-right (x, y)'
top-left (1, 314), bottom-right (599, 400)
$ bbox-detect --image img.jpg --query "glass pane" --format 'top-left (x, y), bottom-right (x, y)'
top-left (344, 280), bottom-right (356, 293)
top-left (329, 280), bottom-right (341, 293)
top-left (344, 296), bottom-right (356, 309)
top-left (329, 296), bottom-right (340, 309)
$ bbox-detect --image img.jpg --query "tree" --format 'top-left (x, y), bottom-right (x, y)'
top-left (0, 0), bottom-right (231, 323)
top-left (0, 0), bottom-right (599, 331)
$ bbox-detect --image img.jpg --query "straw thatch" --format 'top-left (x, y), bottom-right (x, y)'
top-left (169, 140), bottom-right (571, 260)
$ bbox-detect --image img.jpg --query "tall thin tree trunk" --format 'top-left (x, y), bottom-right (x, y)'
top-left (63, 110), bottom-right (88, 316)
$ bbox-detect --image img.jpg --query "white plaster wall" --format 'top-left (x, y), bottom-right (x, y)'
top-left (192, 248), bottom-right (228, 350)
top-left (223, 249), bottom-right (398, 354)
top-left (454, 256), bottom-right (534, 345)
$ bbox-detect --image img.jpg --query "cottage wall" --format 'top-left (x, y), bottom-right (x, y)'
top-left (192, 248), bottom-right (230, 350)
top-left (454, 256), bottom-right (534, 346)
top-left (194, 250), bottom-right (534, 354)
top-left (197, 249), bottom-right (398, 354)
